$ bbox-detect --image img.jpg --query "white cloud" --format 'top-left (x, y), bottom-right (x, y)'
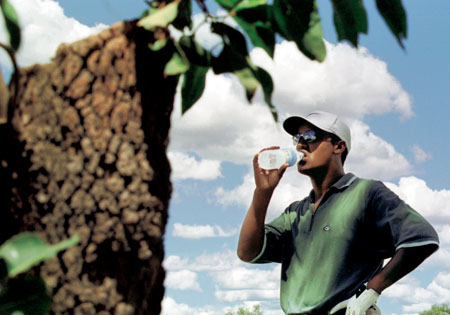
top-left (215, 173), bottom-right (255, 209)
top-left (402, 302), bottom-right (433, 314)
top-left (435, 225), bottom-right (450, 246)
top-left (215, 171), bottom-right (311, 221)
top-left (164, 250), bottom-right (242, 272)
top-left (172, 223), bottom-right (237, 239)
top-left (383, 273), bottom-right (450, 313)
top-left (384, 176), bottom-right (450, 225)
top-left (169, 71), bottom-right (283, 165)
top-left (0, 0), bottom-right (107, 67)
top-left (165, 270), bottom-right (202, 291)
top-left (345, 120), bottom-right (413, 180)
top-left (411, 144), bottom-right (432, 163)
top-left (214, 266), bottom-right (280, 290)
top-left (425, 248), bottom-right (450, 270)
top-left (161, 297), bottom-right (216, 315)
top-left (163, 255), bottom-right (190, 270)
top-left (192, 12), bottom-right (229, 51)
top-left (215, 289), bottom-right (279, 302)
top-left (251, 41), bottom-right (413, 120)
top-left (162, 297), bottom-right (283, 315)
top-left (168, 151), bottom-right (222, 181)
top-left (164, 250), bottom-right (283, 303)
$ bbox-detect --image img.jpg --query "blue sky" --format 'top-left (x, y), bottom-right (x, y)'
top-left (1, 0), bottom-right (450, 314)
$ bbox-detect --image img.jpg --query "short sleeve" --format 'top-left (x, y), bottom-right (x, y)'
top-left (367, 181), bottom-right (439, 257)
top-left (249, 202), bottom-right (298, 264)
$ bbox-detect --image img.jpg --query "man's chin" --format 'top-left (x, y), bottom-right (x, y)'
top-left (298, 165), bottom-right (310, 175)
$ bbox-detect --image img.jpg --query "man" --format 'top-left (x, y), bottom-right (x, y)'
top-left (237, 111), bottom-right (439, 315)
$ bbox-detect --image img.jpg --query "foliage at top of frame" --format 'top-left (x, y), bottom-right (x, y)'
top-left (138, 0), bottom-right (407, 121)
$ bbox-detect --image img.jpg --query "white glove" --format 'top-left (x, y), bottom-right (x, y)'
top-left (329, 289), bottom-right (380, 315)
top-left (345, 289), bottom-right (380, 315)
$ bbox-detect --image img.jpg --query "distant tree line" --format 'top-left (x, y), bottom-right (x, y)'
top-left (419, 304), bottom-right (450, 315)
top-left (226, 304), bottom-right (263, 315)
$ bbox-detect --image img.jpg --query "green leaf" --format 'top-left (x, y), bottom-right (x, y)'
top-left (211, 22), bottom-right (248, 54)
top-left (179, 35), bottom-right (211, 67)
top-left (210, 22), bottom-right (276, 119)
top-left (0, 0), bottom-right (21, 51)
top-left (251, 66), bottom-right (277, 121)
top-left (234, 68), bottom-right (260, 101)
top-left (272, 0), bottom-right (313, 40)
top-left (375, 0), bottom-right (407, 48)
top-left (140, 1), bottom-right (160, 18)
top-left (0, 233), bottom-right (80, 277)
top-left (233, 0), bottom-right (267, 12)
top-left (234, 3), bottom-right (273, 23)
top-left (214, 0), bottom-right (241, 11)
top-left (209, 22), bottom-right (276, 119)
top-left (301, 2), bottom-right (326, 62)
top-left (273, 0), bottom-right (325, 61)
top-left (138, 0), bottom-right (180, 30)
top-left (164, 51), bottom-right (189, 76)
top-left (211, 22), bottom-right (249, 74)
top-left (172, 0), bottom-right (193, 31)
top-left (331, 0), bottom-right (368, 47)
top-left (181, 64), bottom-right (209, 114)
top-left (150, 38), bottom-right (168, 51)
top-left (233, 6), bottom-right (275, 57)
top-left (0, 276), bottom-right (51, 315)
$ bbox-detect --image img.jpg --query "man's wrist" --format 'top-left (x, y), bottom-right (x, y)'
top-left (366, 288), bottom-right (380, 297)
top-left (366, 285), bottom-right (382, 295)
top-left (254, 187), bottom-right (275, 200)
top-left (367, 278), bottom-right (386, 294)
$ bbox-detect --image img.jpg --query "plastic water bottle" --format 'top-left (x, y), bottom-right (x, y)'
top-left (258, 148), bottom-right (304, 170)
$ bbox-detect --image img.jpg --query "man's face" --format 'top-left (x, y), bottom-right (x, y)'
top-left (295, 124), bottom-right (336, 175)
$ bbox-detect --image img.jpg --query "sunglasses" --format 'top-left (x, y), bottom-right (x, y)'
top-left (292, 130), bottom-right (323, 146)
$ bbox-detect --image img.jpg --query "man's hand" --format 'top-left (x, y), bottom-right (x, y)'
top-left (253, 147), bottom-right (289, 192)
top-left (345, 289), bottom-right (380, 315)
top-left (330, 289), bottom-right (380, 315)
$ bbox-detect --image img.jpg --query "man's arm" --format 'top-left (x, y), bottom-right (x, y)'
top-left (237, 188), bottom-right (273, 262)
top-left (334, 244), bottom-right (438, 315)
top-left (367, 244), bottom-right (438, 293)
top-left (237, 147), bottom-right (288, 262)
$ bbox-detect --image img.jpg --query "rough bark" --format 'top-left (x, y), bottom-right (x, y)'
top-left (0, 21), bottom-right (177, 314)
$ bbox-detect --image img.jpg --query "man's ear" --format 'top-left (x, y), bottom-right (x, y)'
top-left (334, 141), bottom-right (346, 154)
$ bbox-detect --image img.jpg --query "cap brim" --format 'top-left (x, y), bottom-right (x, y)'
top-left (283, 116), bottom-right (322, 136)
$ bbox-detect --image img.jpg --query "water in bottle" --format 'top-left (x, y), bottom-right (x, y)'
top-left (258, 148), bottom-right (304, 170)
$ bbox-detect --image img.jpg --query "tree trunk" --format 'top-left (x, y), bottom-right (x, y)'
top-left (0, 21), bottom-right (177, 314)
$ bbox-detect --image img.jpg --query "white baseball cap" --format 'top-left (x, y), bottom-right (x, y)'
top-left (283, 110), bottom-right (351, 152)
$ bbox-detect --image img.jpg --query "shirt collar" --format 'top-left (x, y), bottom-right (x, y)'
top-left (307, 173), bottom-right (358, 201)
top-left (332, 173), bottom-right (358, 190)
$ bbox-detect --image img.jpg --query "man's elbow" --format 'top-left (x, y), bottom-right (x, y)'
top-left (423, 243), bottom-right (439, 258)
top-left (400, 243), bottom-right (439, 265)
top-left (237, 247), bottom-right (256, 262)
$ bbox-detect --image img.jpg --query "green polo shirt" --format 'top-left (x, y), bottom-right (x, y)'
top-left (250, 173), bottom-right (439, 314)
